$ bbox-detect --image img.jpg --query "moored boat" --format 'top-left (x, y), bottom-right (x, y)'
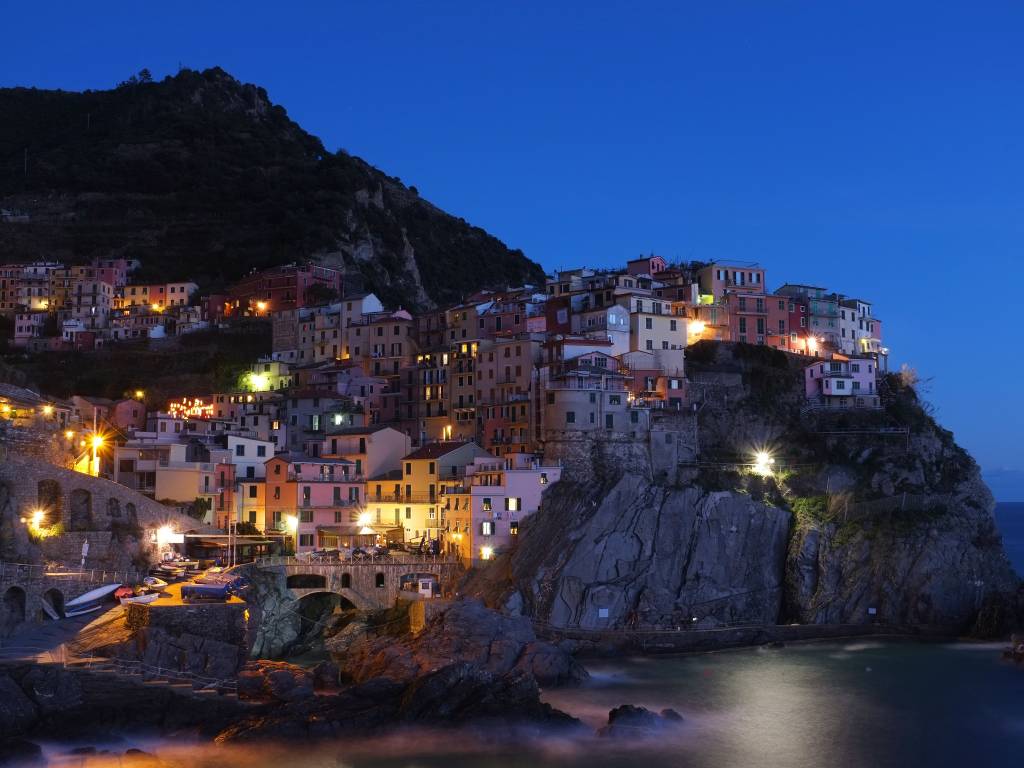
top-left (64, 583), bottom-right (120, 617)
top-left (120, 591), bottom-right (160, 606)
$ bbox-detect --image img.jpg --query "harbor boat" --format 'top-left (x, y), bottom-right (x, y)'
top-left (63, 583), bottom-right (120, 617)
top-left (143, 576), bottom-right (168, 589)
top-left (120, 592), bottom-right (160, 606)
top-left (41, 600), bottom-right (61, 620)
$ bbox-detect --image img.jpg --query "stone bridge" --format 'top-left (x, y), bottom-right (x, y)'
top-left (256, 557), bottom-right (462, 610)
top-left (0, 560), bottom-right (142, 639)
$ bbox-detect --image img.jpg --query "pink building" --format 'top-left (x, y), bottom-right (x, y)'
top-left (626, 256), bottom-right (667, 277)
top-left (804, 356), bottom-right (879, 408)
top-left (265, 455), bottom-right (367, 553)
top-left (447, 453), bottom-right (562, 566)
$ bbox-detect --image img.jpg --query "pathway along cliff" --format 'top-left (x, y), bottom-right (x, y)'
top-left (465, 343), bottom-right (1023, 638)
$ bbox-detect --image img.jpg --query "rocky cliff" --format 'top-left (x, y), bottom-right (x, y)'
top-left (469, 342), bottom-right (1022, 635)
top-left (0, 67), bottom-right (545, 309)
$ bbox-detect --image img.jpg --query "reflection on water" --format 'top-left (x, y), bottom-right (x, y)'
top-left (35, 641), bottom-right (1024, 768)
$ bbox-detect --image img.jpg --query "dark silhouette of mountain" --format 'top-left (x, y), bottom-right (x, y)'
top-left (0, 67), bottom-right (544, 308)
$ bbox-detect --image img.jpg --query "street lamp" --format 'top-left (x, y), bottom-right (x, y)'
top-left (90, 434), bottom-right (104, 477)
top-left (753, 450), bottom-right (775, 477)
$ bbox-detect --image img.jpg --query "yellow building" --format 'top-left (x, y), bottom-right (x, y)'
top-left (396, 441), bottom-right (492, 542)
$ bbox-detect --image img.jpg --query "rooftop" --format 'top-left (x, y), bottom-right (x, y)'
top-left (403, 441), bottom-right (472, 460)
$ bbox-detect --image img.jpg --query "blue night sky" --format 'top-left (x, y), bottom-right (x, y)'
top-left (2, 2), bottom-right (1023, 497)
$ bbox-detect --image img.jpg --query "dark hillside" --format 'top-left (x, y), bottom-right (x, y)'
top-left (0, 67), bottom-right (544, 308)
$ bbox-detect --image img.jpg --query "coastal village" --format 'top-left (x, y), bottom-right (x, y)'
top-left (0, 255), bottom-right (889, 568)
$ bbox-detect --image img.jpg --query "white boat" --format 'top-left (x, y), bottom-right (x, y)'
top-left (64, 583), bottom-right (121, 609)
top-left (41, 600), bottom-right (61, 620)
top-left (143, 576), bottom-right (168, 589)
top-left (63, 583), bottom-right (120, 617)
top-left (120, 592), bottom-right (160, 606)
top-left (64, 603), bottom-right (105, 618)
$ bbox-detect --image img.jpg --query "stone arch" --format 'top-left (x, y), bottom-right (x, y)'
top-left (1, 585), bottom-right (27, 637)
top-left (374, 572), bottom-right (386, 589)
top-left (340, 572), bottom-right (352, 589)
top-left (296, 590), bottom-right (359, 612)
top-left (69, 489), bottom-right (93, 531)
top-left (124, 502), bottom-right (138, 526)
top-left (107, 497), bottom-right (122, 518)
top-left (287, 573), bottom-right (327, 589)
top-left (41, 588), bottom-right (64, 620)
top-left (37, 479), bottom-right (63, 520)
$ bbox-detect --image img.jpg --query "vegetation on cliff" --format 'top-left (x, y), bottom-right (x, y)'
top-left (0, 67), bottom-right (545, 308)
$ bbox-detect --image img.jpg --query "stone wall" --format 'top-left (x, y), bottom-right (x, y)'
top-left (0, 454), bottom-right (213, 536)
top-left (542, 410), bottom-right (697, 486)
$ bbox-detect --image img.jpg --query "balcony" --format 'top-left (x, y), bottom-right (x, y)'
top-left (367, 493), bottom-right (440, 504)
top-left (546, 380), bottom-right (626, 392)
top-left (158, 459), bottom-right (216, 471)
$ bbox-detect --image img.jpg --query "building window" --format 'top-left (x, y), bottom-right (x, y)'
top-left (565, 411), bottom-right (575, 424)
top-left (235, 445), bottom-right (245, 456)
top-left (257, 445), bottom-right (266, 457)
top-left (300, 510), bottom-right (313, 523)
top-left (482, 497), bottom-right (492, 512)
top-left (298, 534), bottom-right (314, 547)
top-left (481, 521), bottom-right (495, 536)
top-left (248, 485), bottom-right (257, 498)
top-left (505, 497), bottom-right (521, 512)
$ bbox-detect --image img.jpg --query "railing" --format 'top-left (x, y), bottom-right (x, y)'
top-left (63, 654), bottom-right (237, 694)
top-left (0, 560), bottom-right (145, 584)
top-left (255, 554), bottom-right (459, 567)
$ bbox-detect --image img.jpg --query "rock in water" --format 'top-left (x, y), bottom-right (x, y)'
top-left (597, 705), bottom-right (684, 738)
top-left (339, 599), bottom-right (588, 687)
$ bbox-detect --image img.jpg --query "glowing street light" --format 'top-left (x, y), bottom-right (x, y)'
top-left (480, 546), bottom-right (494, 561)
top-left (689, 320), bottom-right (706, 336)
top-left (89, 434), bottom-right (105, 477)
top-left (753, 451), bottom-right (776, 477)
top-left (41, 404), bottom-right (54, 416)
top-left (285, 515), bottom-right (298, 533)
top-left (255, 301), bottom-right (268, 313)
top-left (64, 430), bottom-right (74, 440)
top-left (31, 509), bottom-right (45, 528)
top-left (357, 511), bottom-right (372, 526)
top-left (134, 390), bottom-right (145, 400)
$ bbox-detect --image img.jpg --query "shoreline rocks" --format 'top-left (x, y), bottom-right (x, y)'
top-left (597, 704), bottom-right (684, 738)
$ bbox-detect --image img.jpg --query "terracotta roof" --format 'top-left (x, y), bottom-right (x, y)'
top-left (402, 441), bottom-right (472, 461)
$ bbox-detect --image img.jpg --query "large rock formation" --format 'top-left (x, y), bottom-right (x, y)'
top-left (469, 343), bottom-right (1022, 635)
top-left (336, 599), bottom-right (588, 687)
top-left (474, 477), bottom-right (791, 629)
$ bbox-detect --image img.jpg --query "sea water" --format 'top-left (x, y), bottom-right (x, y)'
top-left (35, 505), bottom-right (1024, 768)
